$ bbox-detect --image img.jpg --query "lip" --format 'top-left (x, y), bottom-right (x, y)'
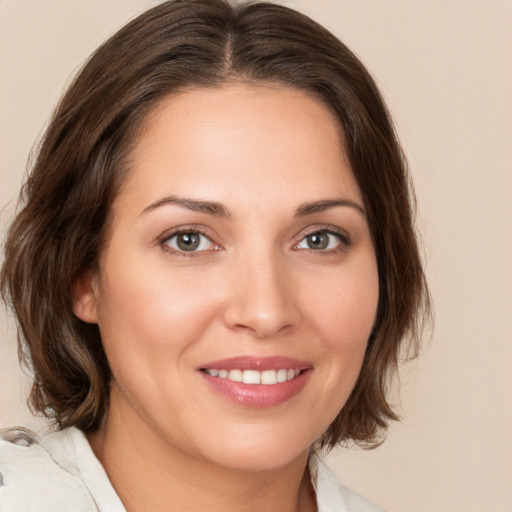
top-left (198, 356), bottom-right (312, 408)
top-left (199, 355), bottom-right (310, 371)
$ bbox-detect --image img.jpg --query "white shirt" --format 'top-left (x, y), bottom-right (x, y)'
top-left (0, 426), bottom-right (385, 511)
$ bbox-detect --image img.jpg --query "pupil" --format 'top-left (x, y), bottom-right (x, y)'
top-left (177, 233), bottom-right (200, 251)
top-left (308, 233), bottom-right (329, 250)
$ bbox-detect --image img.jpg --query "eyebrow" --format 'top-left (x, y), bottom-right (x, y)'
top-left (140, 195), bottom-right (365, 218)
top-left (140, 196), bottom-right (230, 218)
top-left (294, 198), bottom-right (366, 217)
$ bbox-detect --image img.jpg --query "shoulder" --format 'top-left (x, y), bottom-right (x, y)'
top-left (0, 426), bottom-right (99, 512)
top-left (310, 453), bottom-right (387, 512)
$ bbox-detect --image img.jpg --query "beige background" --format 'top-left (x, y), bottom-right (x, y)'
top-left (1, 1), bottom-right (511, 511)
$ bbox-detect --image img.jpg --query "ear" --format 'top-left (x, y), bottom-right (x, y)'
top-left (72, 270), bottom-right (99, 324)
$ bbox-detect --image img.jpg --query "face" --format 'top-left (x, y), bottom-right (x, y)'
top-left (77, 84), bottom-right (379, 472)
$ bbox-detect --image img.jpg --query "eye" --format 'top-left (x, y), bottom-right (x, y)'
top-left (295, 229), bottom-right (347, 251)
top-left (162, 230), bottom-right (217, 253)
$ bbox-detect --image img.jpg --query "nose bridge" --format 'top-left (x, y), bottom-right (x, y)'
top-left (223, 243), bottom-right (298, 339)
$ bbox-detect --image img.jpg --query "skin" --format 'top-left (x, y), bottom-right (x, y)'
top-left (74, 83), bottom-right (379, 512)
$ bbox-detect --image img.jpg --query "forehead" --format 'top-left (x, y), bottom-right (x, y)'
top-left (115, 83), bottom-right (361, 217)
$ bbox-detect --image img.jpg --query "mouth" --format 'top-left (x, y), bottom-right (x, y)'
top-left (201, 368), bottom-right (303, 384)
top-left (198, 356), bottom-right (311, 408)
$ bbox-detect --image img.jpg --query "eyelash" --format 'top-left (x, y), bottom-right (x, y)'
top-left (159, 227), bottom-right (219, 258)
top-left (293, 226), bottom-right (352, 254)
top-left (158, 225), bottom-right (352, 257)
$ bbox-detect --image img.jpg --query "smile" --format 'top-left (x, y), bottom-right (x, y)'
top-left (198, 356), bottom-right (311, 408)
top-left (202, 368), bottom-right (302, 385)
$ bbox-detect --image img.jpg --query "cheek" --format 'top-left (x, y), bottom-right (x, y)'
top-left (302, 257), bottom-right (379, 416)
top-left (306, 260), bottom-right (379, 350)
top-left (291, 258), bottom-right (379, 436)
top-left (95, 253), bottom-right (223, 370)
top-left (95, 262), bottom-right (226, 423)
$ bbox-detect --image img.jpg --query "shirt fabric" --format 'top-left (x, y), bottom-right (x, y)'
top-left (0, 426), bottom-right (385, 511)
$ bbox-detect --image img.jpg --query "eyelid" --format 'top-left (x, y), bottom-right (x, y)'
top-left (156, 224), bottom-right (352, 256)
top-left (292, 225), bottom-right (352, 251)
top-left (157, 225), bottom-right (221, 256)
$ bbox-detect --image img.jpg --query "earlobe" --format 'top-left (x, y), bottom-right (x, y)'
top-left (72, 271), bottom-right (99, 324)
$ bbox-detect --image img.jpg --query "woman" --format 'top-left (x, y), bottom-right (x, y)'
top-left (0, 1), bottom-right (429, 511)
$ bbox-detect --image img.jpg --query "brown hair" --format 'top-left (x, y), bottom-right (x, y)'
top-left (1, 0), bottom-right (430, 448)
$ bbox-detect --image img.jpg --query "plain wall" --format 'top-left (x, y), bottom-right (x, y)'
top-left (1, 1), bottom-right (511, 511)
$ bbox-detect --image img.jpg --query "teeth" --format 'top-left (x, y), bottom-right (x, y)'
top-left (242, 370), bottom-right (261, 384)
top-left (228, 369), bottom-right (243, 382)
top-left (276, 369), bottom-right (287, 383)
top-left (261, 370), bottom-right (276, 384)
top-left (204, 368), bottom-right (301, 384)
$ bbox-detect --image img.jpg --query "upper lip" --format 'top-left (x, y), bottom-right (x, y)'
top-left (198, 356), bottom-right (311, 372)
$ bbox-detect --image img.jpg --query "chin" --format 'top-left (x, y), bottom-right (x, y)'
top-left (190, 424), bottom-right (315, 473)
top-left (209, 446), bottom-right (309, 473)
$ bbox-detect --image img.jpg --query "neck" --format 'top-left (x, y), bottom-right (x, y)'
top-left (87, 399), bottom-right (316, 512)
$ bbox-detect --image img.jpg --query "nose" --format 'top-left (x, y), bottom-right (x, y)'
top-left (222, 251), bottom-right (300, 339)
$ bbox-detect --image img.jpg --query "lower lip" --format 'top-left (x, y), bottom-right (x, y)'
top-left (200, 370), bottom-right (311, 408)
